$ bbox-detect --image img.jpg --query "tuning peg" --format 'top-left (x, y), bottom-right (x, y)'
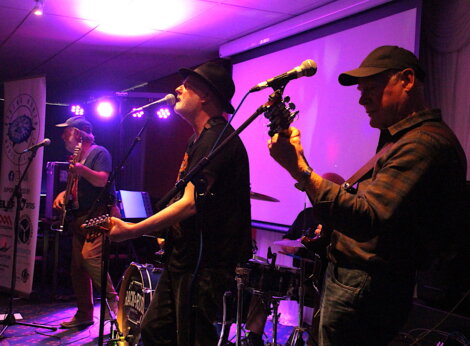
top-left (288, 102), bottom-right (296, 110)
top-left (283, 96), bottom-right (291, 103)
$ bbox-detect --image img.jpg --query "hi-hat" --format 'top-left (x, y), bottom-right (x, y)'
top-left (250, 191), bottom-right (279, 202)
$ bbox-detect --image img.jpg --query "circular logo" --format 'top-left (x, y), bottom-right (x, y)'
top-left (4, 94), bottom-right (40, 166)
top-left (18, 214), bottom-right (32, 244)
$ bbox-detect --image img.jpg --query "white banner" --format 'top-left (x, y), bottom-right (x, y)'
top-left (0, 76), bottom-right (46, 295)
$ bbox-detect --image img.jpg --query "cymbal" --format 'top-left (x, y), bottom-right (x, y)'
top-left (250, 191), bottom-right (279, 202)
top-left (273, 239), bottom-right (305, 248)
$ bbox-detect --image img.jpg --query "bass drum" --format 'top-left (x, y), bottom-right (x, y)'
top-left (117, 262), bottom-right (162, 344)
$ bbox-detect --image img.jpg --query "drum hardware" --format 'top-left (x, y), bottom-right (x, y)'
top-left (114, 262), bottom-right (162, 346)
top-left (235, 265), bottom-right (251, 346)
top-left (265, 297), bottom-right (282, 346)
top-left (286, 253), bottom-right (322, 346)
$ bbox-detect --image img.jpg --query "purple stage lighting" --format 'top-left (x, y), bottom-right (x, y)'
top-left (71, 105), bottom-right (85, 116)
top-left (131, 108), bottom-right (144, 118)
top-left (96, 101), bottom-right (115, 118)
top-left (156, 107), bottom-right (171, 119)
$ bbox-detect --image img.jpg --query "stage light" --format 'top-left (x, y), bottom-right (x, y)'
top-left (33, 0), bottom-right (44, 16)
top-left (70, 105), bottom-right (84, 116)
top-left (156, 107), bottom-right (171, 119)
top-left (96, 101), bottom-right (115, 118)
top-left (131, 108), bottom-right (144, 118)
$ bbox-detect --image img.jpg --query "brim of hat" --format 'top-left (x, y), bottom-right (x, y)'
top-left (179, 68), bottom-right (235, 114)
top-left (55, 122), bottom-right (69, 127)
top-left (338, 67), bottom-right (390, 86)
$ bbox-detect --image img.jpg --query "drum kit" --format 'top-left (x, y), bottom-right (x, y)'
top-left (113, 191), bottom-right (320, 346)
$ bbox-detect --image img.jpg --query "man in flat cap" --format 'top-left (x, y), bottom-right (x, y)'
top-left (53, 116), bottom-right (119, 328)
top-left (109, 59), bottom-right (252, 345)
top-left (269, 46), bottom-right (467, 345)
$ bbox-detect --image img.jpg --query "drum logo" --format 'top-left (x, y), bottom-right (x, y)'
top-left (125, 281), bottom-right (145, 319)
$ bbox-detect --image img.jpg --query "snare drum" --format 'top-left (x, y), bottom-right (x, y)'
top-left (117, 262), bottom-right (162, 340)
top-left (239, 259), bottom-right (300, 298)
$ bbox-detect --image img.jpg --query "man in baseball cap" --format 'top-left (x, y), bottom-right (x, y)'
top-left (268, 45), bottom-right (466, 345)
top-left (54, 115), bottom-right (119, 328)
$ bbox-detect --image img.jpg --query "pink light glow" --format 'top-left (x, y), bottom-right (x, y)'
top-left (156, 108), bottom-right (171, 119)
top-left (96, 101), bottom-right (115, 118)
top-left (78, 0), bottom-right (191, 37)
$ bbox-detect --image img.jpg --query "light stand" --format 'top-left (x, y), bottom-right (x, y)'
top-left (0, 148), bottom-right (57, 338)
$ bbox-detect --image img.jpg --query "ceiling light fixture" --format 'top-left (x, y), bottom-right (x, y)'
top-left (33, 0), bottom-right (44, 16)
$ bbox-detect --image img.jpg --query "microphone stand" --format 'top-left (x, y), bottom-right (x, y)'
top-left (88, 113), bottom-right (156, 346)
top-left (0, 148), bottom-right (58, 338)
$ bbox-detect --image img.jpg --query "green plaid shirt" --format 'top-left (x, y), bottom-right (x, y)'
top-left (311, 109), bottom-right (467, 270)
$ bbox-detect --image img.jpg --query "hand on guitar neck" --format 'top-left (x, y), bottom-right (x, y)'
top-left (82, 215), bottom-right (135, 242)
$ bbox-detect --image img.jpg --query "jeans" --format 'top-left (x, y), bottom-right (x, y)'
top-left (69, 213), bottom-right (118, 320)
top-left (319, 262), bottom-right (414, 346)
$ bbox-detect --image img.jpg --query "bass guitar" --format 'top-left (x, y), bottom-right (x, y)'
top-left (59, 141), bottom-right (82, 231)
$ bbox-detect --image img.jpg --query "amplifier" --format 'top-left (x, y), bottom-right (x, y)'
top-left (45, 161), bottom-right (69, 220)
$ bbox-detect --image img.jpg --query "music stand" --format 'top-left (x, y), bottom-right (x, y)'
top-left (0, 148), bottom-right (57, 338)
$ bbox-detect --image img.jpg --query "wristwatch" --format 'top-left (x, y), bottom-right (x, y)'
top-left (294, 167), bottom-right (313, 191)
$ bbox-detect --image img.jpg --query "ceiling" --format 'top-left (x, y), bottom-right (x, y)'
top-left (0, 0), bottom-right (337, 103)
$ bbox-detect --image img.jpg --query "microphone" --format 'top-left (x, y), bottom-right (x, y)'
top-left (23, 138), bottom-right (51, 153)
top-left (249, 59), bottom-right (317, 92)
top-left (132, 94), bottom-right (176, 112)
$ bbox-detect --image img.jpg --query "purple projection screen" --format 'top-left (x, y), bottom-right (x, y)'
top-left (231, 7), bottom-right (420, 226)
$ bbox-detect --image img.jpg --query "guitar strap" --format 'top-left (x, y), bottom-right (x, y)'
top-left (342, 142), bottom-right (393, 191)
top-left (341, 122), bottom-right (466, 191)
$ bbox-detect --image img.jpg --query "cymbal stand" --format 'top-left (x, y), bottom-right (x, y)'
top-left (266, 297), bottom-right (282, 346)
top-left (235, 266), bottom-right (250, 346)
top-left (286, 258), bottom-right (310, 345)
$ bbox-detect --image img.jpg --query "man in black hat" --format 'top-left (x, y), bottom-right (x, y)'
top-left (53, 116), bottom-right (119, 328)
top-left (109, 58), bottom-right (252, 345)
top-left (268, 46), bottom-right (467, 345)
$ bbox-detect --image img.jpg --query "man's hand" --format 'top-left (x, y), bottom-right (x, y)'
top-left (268, 127), bottom-right (310, 180)
top-left (108, 217), bottom-right (136, 243)
top-left (68, 162), bottom-right (84, 176)
top-left (53, 190), bottom-right (66, 210)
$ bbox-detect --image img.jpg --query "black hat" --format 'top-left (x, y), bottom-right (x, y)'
top-left (339, 46), bottom-right (425, 86)
top-left (179, 58), bottom-right (235, 114)
top-left (56, 116), bottom-right (93, 133)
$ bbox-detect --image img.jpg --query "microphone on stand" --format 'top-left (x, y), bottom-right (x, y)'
top-left (132, 94), bottom-right (176, 112)
top-left (249, 59), bottom-right (317, 92)
top-left (22, 138), bottom-right (51, 153)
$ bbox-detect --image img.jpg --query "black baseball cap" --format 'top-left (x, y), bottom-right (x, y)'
top-left (56, 116), bottom-right (93, 133)
top-left (339, 45), bottom-right (425, 86)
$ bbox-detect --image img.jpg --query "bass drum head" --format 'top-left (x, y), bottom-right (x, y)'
top-left (117, 262), bottom-right (162, 342)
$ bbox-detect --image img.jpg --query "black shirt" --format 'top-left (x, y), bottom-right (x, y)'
top-left (167, 116), bottom-right (252, 272)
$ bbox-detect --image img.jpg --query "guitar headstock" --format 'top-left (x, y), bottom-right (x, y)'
top-left (263, 90), bottom-right (299, 137)
top-left (82, 214), bottom-right (112, 242)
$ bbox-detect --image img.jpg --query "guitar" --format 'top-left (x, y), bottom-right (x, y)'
top-left (59, 141), bottom-right (82, 231)
top-left (263, 89), bottom-right (299, 137)
top-left (82, 214), bottom-right (113, 241)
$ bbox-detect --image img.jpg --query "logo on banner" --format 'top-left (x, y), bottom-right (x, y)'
top-left (4, 94), bottom-right (40, 166)
top-left (0, 236), bottom-right (10, 252)
top-left (21, 268), bottom-right (30, 283)
top-left (18, 215), bottom-right (32, 244)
